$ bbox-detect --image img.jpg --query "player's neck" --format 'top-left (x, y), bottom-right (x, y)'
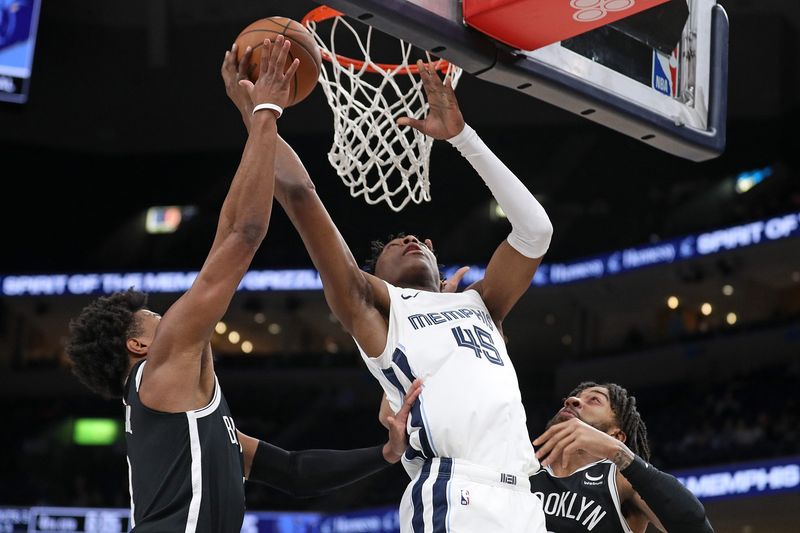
top-left (397, 281), bottom-right (440, 292)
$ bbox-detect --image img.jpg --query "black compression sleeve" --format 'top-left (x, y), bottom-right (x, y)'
top-left (621, 456), bottom-right (714, 533)
top-left (248, 441), bottom-right (391, 498)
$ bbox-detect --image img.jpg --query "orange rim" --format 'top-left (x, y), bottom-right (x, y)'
top-left (301, 5), bottom-right (452, 75)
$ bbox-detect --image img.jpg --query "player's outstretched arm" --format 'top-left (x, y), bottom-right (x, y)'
top-left (399, 60), bottom-right (553, 325)
top-left (141, 38), bottom-right (298, 412)
top-left (238, 379), bottom-right (422, 497)
top-left (274, 138), bottom-right (391, 355)
top-left (222, 47), bottom-right (389, 356)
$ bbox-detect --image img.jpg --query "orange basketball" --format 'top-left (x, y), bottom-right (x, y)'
top-left (234, 17), bottom-right (322, 107)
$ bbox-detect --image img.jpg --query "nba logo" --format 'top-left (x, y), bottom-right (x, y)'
top-left (460, 489), bottom-right (470, 505)
top-left (652, 47), bottom-right (679, 97)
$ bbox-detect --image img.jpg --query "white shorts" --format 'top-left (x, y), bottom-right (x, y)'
top-left (399, 458), bottom-right (547, 533)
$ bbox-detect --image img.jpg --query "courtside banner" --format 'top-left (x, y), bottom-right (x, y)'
top-left (463, 0), bottom-right (671, 51)
top-left (3, 211), bottom-right (799, 296)
top-left (674, 457), bottom-right (800, 502)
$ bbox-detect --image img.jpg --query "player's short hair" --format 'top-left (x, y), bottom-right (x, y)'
top-left (363, 232), bottom-right (445, 280)
top-left (569, 381), bottom-right (651, 461)
top-left (66, 288), bottom-right (148, 399)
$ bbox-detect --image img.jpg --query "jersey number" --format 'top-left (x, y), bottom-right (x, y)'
top-left (452, 326), bottom-right (504, 366)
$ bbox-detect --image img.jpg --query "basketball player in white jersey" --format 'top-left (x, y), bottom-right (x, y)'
top-left (223, 56), bottom-right (552, 531)
top-left (531, 382), bottom-right (713, 533)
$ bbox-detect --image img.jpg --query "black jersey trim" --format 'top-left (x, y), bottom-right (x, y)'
top-left (536, 459), bottom-right (608, 478)
top-left (130, 361), bottom-right (222, 417)
top-left (192, 378), bottom-right (222, 418)
top-left (608, 463), bottom-right (635, 533)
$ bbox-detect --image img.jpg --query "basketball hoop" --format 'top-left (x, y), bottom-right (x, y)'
top-left (302, 6), bottom-right (462, 212)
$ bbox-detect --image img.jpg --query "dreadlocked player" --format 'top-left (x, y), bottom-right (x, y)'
top-left (530, 382), bottom-right (713, 533)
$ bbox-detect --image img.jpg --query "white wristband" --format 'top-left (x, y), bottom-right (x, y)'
top-left (252, 103), bottom-right (283, 118)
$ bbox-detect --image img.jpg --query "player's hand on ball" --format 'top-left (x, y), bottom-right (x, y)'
top-left (222, 43), bottom-right (256, 124)
top-left (239, 35), bottom-right (300, 117)
top-left (397, 60), bottom-right (464, 140)
top-left (382, 378), bottom-right (423, 463)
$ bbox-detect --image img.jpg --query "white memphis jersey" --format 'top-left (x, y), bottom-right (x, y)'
top-left (356, 281), bottom-right (539, 478)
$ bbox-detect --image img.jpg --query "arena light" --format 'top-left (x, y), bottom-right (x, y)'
top-left (145, 206), bottom-right (183, 234)
top-left (667, 296), bottom-right (679, 309)
top-left (700, 303), bottom-right (713, 316)
top-left (734, 166), bottom-right (772, 194)
top-left (228, 331), bottom-right (240, 344)
top-left (726, 312), bottom-right (737, 325)
top-left (489, 200), bottom-right (507, 220)
top-left (215, 321), bottom-right (227, 334)
top-left (722, 284), bottom-right (734, 296)
top-left (241, 340), bottom-right (253, 354)
top-left (73, 418), bottom-right (119, 446)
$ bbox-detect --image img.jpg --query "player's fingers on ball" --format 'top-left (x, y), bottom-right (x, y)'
top-left (260, 39), bottom-right (272, 74)
top-left (284, 58), bottom-right (300, 85)
top-left (275, 39), bottom-right (292, 71)
top-left (238, 47), bottom-right (252, 75)
top-left (271, 34), bottom-right (285, 65)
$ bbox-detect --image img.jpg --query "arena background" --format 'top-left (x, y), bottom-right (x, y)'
top-left (0, 1), bottom-right (798, 532)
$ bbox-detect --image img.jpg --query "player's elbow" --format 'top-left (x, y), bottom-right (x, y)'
top-left (278, 176), bottom-right (317, 205)
top-left (233, 221), bottom-right (268, 248)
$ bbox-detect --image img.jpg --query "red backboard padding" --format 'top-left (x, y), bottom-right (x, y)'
top-left (463, 0), bottom-right (672, 51)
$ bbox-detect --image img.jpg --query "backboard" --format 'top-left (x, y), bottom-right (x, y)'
top-left (310, 0), bottom-right (728, 162)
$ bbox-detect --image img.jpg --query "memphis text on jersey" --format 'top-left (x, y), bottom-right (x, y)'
top-left (407, 306), bottom-right (494, 332)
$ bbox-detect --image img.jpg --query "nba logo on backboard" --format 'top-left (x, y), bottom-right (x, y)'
top-left (460, 489), bottom-right (470, 505)
top-left (652, 47), bottom-right (679, 97)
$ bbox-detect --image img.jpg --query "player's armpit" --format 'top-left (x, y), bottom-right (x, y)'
top-left (470, 240), bottom-right (542, 324)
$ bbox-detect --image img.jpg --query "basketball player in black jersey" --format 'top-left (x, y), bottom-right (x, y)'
top-left (530, 382), bottom-right (713, 533)
top-left (65, 37), bottom-right (418, 533)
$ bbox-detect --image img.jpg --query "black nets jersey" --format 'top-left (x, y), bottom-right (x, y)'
top-left (530, 460), bottom-right (633, 533)
top-left (123, 360), bottom-right (245, 532)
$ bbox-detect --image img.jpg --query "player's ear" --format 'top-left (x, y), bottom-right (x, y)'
top-left (127, 338), bottom-right (148, 357)
top-left (611, 428), bottom-right (627, 444)
top-left (424, 238), bottom-right (434, 252)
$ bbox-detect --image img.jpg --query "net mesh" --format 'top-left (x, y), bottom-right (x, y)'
top-left (305, 14), bottom-right (462, 212)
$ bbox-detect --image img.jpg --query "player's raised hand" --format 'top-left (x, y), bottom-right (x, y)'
top-left (533, 418), bottom-right (627, 470)
top-left (397, 59), bottom-right (465, 140)
top-left (222, 43), bottom-right (256, 127)
top-left (441, 266), bottom-right (470, 293)
top-left (382, 378), bottom-right (423, 463)
top-left (238, 35), bottom-right (300, 116)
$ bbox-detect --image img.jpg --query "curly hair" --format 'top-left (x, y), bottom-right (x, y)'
top-left (66, 289), bottom-right (148, 399)
top-left (569, 381), bottom-right (651, 461)
top-left (363, 232), bottom-right (445, 280)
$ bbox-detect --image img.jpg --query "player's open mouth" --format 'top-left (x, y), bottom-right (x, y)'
top-left (403, 244), bottom-right (423, 255)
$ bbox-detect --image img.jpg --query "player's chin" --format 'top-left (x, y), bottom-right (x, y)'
top-left (545, 414), bottom-right (568, 429)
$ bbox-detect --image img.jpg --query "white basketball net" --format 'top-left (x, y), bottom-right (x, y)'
top-left (305, 15), bottom-right (462, 212)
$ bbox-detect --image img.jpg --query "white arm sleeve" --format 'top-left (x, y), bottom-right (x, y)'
top-left (447, 124), bottom-right (553, 259)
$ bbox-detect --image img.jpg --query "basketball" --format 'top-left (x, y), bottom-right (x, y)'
top-left (234, 17), bottom-right (322, 107)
